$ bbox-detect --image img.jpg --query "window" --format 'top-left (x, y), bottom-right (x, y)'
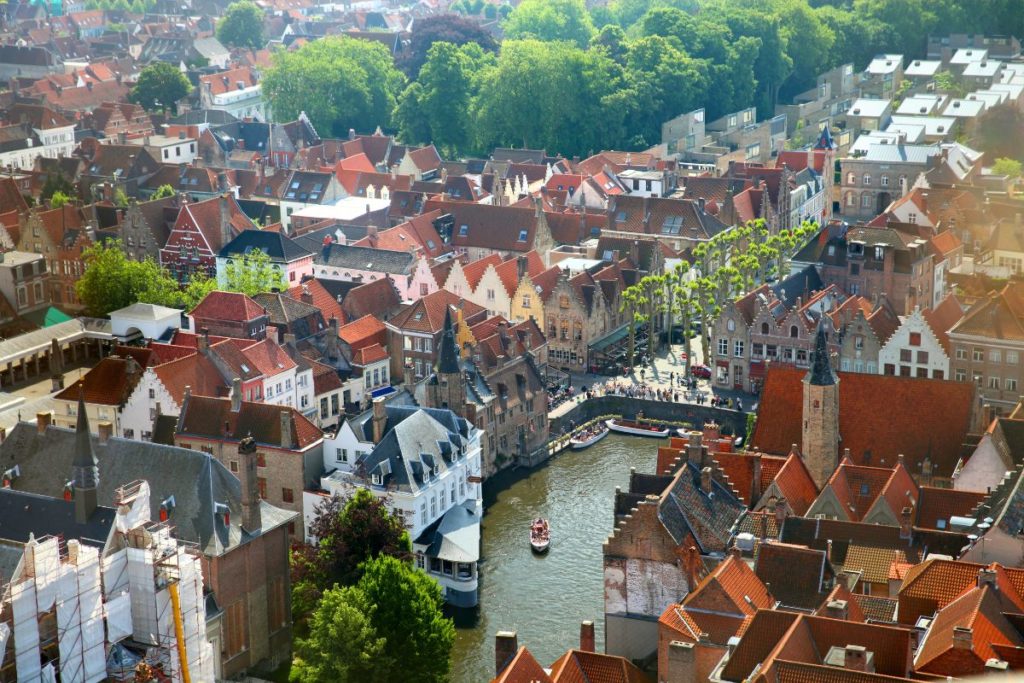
top-left (790, 325), bottom-right (798, 338)
top-left (880, 175), bottom-right (889, 187)
top-left (855, 335), bottom-right (864, 350)
top-left (909, 332), bottom-right (921, 346)
top-left (430, 494), bottom-right (437, 519)
top-left (862, 174), bottom-right (871, 186)
top-left (874, 246), bottom-right (884, 260)
top-left (900, 349), bottom-right (912, 363)
top-left (917, 350), bottom-right (929, 364)
top-left (420, 504), bottom-right (427, 526)
top-left (973, 348), bottom-right (984, 362)
top-left (372, 472), bottom-right (383, 486)
top-left (336, 448), bottom-right (348, 463)
top-left (718, 338), bottom-right (728, 356)
top-left (990, 350), bottom-right (1002, 363)
top-left (734, 340), bottom-right (745, 357)
top-left (973, 371), bottom-right (983, 386)
top-left (955, 368), bottom-right (967, 382)
top-left (420, 283), bottom-right (429, 296)
top-left (458, 224), bottom-right (468, 237)
top-left (1008, 351), bottom-right (1019, 365)
top-left (761, 322), bottom-right (769, 334)
top-left (559, 295), bottom-right (570, 309)
top-left (989, 376), bottom-right (1001, 389)
top-left (846, 192), bottom-right (855, 207)
top-left (224, 600), bottom-right (248, 657)
top-left (1007, 378), bottom-right (1018, 392)
top-left (862, 194), bottom-right (873, 208)
top-left (517, 230), bottom-right (528, 242)
top-left (282, 488), bottom-right (294, 503)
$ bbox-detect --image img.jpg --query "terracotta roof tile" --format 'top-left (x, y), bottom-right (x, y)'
top-left (770, 453), bottom-right (820, 516)
top-left (755, 542), bottom-right (828, 609)
top-left (721, 609), bottom-right (800, 681)
top-left (190, 290), bottom-right (266, 322)
top-left (548, 649), bottom-right (652, 683)
top-left (341, 277), bottom-right (403, 321)
top-left (751, 366), bottom-right (975, 477)
top-left (337, 314), bottom-right (386, 350)
top-left (492, 646), bottom-right (553, 683)
top-left (850, 593), bottom-right (897, 623)
top-left (54, 355), bottom-right (146, 406)
top-left (286, 279), bottom-right (346, 326)
top-left (684, 554), bottom-right (773, 616)
top-left (921, 293), bottom-right (963, 354)
top-left (352, 342), bottom-right (388, 366)
top-left (915, 486), bottom-right (985, 531)
top-left (152, 351), bottom-right (229, 402)
top-left (388, 289), bottom-right (484, 335)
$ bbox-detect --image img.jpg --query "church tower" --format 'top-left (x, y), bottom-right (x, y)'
top-left (429, 307), bottom-right (466, 415)
top-left (71, 392), bottom-right (99, 524)
top-left (802, 319), bottom-right (840, 489)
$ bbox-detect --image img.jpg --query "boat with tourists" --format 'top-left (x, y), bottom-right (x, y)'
top-left (605, 417), bottom-right (670, 438)
top-left (530, 518), bottom-right (550, 553)
top-left (569, 424), bottom-right (610, 450)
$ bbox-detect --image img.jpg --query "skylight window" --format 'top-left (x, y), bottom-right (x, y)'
top-left (517, 230), bottom-right (528, 242)
top-left (458, 225), bottom-right (468, 237)
top-left (240, 363), bottom-right (250, 373)
top-left (662, 215), bottom-right (683, 235)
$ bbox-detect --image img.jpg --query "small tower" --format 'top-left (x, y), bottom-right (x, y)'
top-left (802, 319), bottom-right (840, 489)
top-left (429, 307), bottom-right (465, 415)
top-left (71, 392), bottom-right (98, 524)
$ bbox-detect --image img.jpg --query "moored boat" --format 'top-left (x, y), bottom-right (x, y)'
top-left (530, 518), bottom-right (550, 553)
top-left (605, 418), bottom-right (670, 438)
top-left (569, 425), bottom-right (610, 450)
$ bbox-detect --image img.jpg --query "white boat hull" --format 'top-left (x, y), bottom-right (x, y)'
top-left (531, 539), bottom-right (550, 553)
top-left (570, 429), bottom-right (610, 450)
top-left (605, 419), bottom-right (670, 438)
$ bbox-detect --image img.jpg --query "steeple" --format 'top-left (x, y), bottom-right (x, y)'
top-left (436, 306), bottom-right (461, 375)
top-left (71, 391), bottom-right (98, 523)
top-left (808, 319), bottom-right (837, 386)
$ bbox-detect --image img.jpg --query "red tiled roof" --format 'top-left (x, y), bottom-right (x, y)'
top-left (751, 366), bottom-right (975, 477)
top-left (388, 289), bottom-right (484, 334)
top-left (178, 395), bottom-right (322, 450)
top-left (755, 542), bottom-right (828, 609)
top-left (769, 453), bottom-right (819, 516)
top-left (548, 649), bottom-right (652, 683)
top-left (54, 356), bottom-right (145, 406)
top-left (721, 609), bottom-right (801, 681)
top-left (915, 486), bottom-right (985, 531)
top-left (931, 229), bottom-right (962, 257)
top-left (286, 279), bottom-right (346, 326)
top-left (494, 251), bottom-right (545, 298)
top-left (352, 342), bottom-right (388, 366)
top-left (921, 293), bottom-right (963, 355)
top-left (492, 647), bottom-right (553, 683)
top-left (462, 253), bottom-right (503, 289)
top-left (199, 66), bottom-right (258, 96)
top-left (152, 351), bottom-right (228, 403)
top-left (190, 291), bottom-right (266, 322)
top-left (337, 314), bottom-right (386, 350)
top-left (824, 461), bottom-right (912, 522)
top-left (684, 554), bottom-right (773, 616)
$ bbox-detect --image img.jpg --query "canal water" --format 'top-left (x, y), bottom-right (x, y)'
top-left (449, 434), bottom-right (658, 682)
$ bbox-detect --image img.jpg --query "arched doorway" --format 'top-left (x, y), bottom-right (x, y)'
top-left (876, 191), bottom-right (892, 215)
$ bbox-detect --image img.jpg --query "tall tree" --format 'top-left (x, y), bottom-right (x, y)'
top-left (262, 36), bottom-right (405, 136)
top-left (130, 62), bottom-right (192, 113)
top-left (503, 0), bottom-right (596, 47)
top-left (216, 0), bottom-right (265, 50)
top-left (290, 586), bottom-right (387, 683)
top-left (397, 13), bottom-right (497, 77)
top-left (219, 247), bottom-right (288, 296)
top-left (76, 241), bottom-right (182, 315)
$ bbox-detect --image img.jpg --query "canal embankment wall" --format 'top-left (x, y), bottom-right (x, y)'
top-left (548, 396), bottom-right (746, 438)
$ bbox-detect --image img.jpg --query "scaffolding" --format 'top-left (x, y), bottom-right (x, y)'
top-left (0, 481), bottom-right (214, 683)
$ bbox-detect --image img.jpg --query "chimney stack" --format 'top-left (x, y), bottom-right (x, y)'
top-left (579, 621), bottom-right (595, 653)
top-left (825, 599), bottom-right (849, 620)
top-left (495, 631), bottom-right (518, 676)
top-left (701, 466), bottom-right (713, 494)
top-left (231, 377), bottom-right (242, 412)
top-left (238, 436), bottom-right (261, 532)
top-left (301, 285), bottom-right (313, 305)
top-left (36, 411), bottom-right (52, 434)
top-left (843, 645), bottom-right (870, 672)
top-left (952, 626), bottom-right (973, 650)
top-left (97, 421), bottom-right (113, 444)
top-left (371, 396), bottom-right (387, 444)
top-left (688, 431), bottom-right (703, 467)
top-left (198, 328), bottom-right (210, 353)
top-left (978, 568), bottom-right (998, 589)
top-left (899, 506), bottom-right (913, 540)
top-left (280, 409), bottom-right (292, 448)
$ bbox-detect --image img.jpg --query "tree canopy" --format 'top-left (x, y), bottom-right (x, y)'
top-left (397, 13), bottom-right (497, 77)
top-left (290, 556), bottom-right (454, 683)
top-left (216, 0), bottom-right (265, 50)
top-left (76, 241), bottom-right (181, 316)
top-left (503, 0), bottom-right (596, 47)
top-left (262, 36), bottom-right (405, 137)
top-left (218, 248), bottom-right (288, 297)
top-left (152, 184), bottom-right (176, 199)
top-left (130, 62), bottom-right (191, 113)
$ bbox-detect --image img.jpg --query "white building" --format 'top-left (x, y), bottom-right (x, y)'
top-left (618, 169), bottom-right (666, 198)
top-left (0, 104), bottom-right (76, 170)
top-left (307, 398), bottom-right (483, 607)
top-left (199, 66), bottom-right (267, 121)
top-left (877, 306), bottom-right (951, 379)
top-left (110, 302), bottom-right (182, 342)
top-left (130, 134), bottom-right (197, 165)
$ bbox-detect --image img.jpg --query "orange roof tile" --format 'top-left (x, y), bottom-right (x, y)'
top-left (337, 314), bottom-right (386, 350)
top-left (915, 486), bottom-right (985, 531)
top-left (769, 453), bottom-right (819, 516)
top-left (492, 646), bottom-right (553, 683)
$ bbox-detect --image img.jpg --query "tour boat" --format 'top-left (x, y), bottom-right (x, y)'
top-left (569, 425), bottom-right (610, 450)
top-left (605, 418), bottom-right (670, 438)
top-left (530, 518), bottom-right (550, 553)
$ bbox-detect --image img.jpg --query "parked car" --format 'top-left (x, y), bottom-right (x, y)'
top-left (690, 364), bottom-right (712, 379)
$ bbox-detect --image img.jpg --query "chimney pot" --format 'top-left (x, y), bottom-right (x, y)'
top-left (495, 631), bottom-right (518, 676)
top-left (36, 411), bottom-right (52, 434)
top-left (952, 626), bottom-right (973, 650)
top-left (372, 396), bottom-right (387, 444)
top-left (580, 621), bottom-right (595, 652)
top-left (701, 466), bottom-right (713, 494)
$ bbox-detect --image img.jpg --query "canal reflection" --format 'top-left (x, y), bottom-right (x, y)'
top-left (449, 434), bottom-right (657, 682)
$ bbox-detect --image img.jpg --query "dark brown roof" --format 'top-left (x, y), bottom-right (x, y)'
top-left (177, 395), bottom-right (322, 450)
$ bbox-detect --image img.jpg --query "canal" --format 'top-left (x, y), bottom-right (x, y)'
top-left (449, 434), bottom-right (658, 682)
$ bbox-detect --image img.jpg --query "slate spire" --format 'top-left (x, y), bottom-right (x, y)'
top-left (71, 389), bottom-right (99, 523)
top-left (808, 318), bottom-right (837, 386)
top-left (437, 306), bottom-right (461, 375)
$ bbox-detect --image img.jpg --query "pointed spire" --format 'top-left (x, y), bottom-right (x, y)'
top-left (436, 306), bottom-right (461, 375)
top-left (808, 319), bottom-right (837, 386)
top-left (72, 390), bottom-right (97, 488)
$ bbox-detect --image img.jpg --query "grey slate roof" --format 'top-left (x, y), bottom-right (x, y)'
top-left (219, 229), bottom-right (312, 261)
top-left (808, 320), bottom-right (837, 386)
top-left (315, 243), bottom-right (415, 275)
top-left (0, 488), bottom-right (115, 548)
top-left (0, 422), bottom-right (294, 556)
top-left (658, 461), bottom-right (744, 554)
top-left (416, 501), bottom-right (480, 562)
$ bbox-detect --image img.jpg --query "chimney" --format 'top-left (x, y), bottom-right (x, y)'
top-left (701, 466), bottom-right (713, 494)
top-left (775, 497), bottom-right (790, 527)
top-left (688, 431), bottom-right (703, 467)
top-left (326, 316), bottom-right (340, 360)
top-left (97, 421), bottom-right (113, 444)
top-left (231, 377), bottom-right (242, 412)
top-left (952, 626), bottom-right (973, 650)
top-left (703, 421), bottom-right (721, 443)
top-left (899, 506), bottom-right (913, 540)
top-left (666, 641), bottom-right (696, 683)
top-left (371, 396), bottom-right (387, 444)
top-left (198, 328), bottom-right (210, 353)
top-left (751, 454), bottom-right (763, 504)
top-left (495, 631), bottom-right (518, 676)
top-left (579, 621), bottom-right (595, 652)
top-left (825, 599), bottom-right (849, 620)
top-left (300, 285), bottom-right (313, 305)
top-left (517, 255), bottom-right (529, 280)
top-left (280, 409), bottom-right (292, 448)
top-left (403, 363), bottom-right (414, 388)
top-left (698, 196), bottom-right (706, 214)
top-left (978, 568), bottom-right (997, 589)
top-left (238, 435), bottom-right (262, 532)
top-left (220, 194), bottom-right (232, 248)
top-left (36, 411), bottom-right (52, 434)
top-left (844, 645), bottom-right (871, 672)
top-left (807, 146), bottom-right (815, 170)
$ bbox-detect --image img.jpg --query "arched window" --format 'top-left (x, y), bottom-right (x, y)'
top-left (845, 192), bottom-right (855, 207)
top-left (862, 174), bottom-right (872, 186)
top-left (847, 172), bottom-right (856, 185)
top-left (761, 322), bottom-right (769, 334)
top-left (790, 325), bottom-right (798, 338)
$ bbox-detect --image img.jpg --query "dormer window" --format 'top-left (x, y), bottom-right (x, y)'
top-left (371, 472), bottom-right (383, 486)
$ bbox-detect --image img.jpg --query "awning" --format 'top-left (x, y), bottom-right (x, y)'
top-left (716, 360), bottom-right (729, 369)
top-left (589, 324), bottom-right (632, 352)
top-left (370, 385), bottom-right (396, 399)
top-left (749, 361), bottom-right (766, 379)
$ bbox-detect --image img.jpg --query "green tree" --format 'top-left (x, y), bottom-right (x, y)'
top-left (290, 586), bottom-right (387, 683)
top-left (180, 271), bottom-right (217, 310)
top-left (40, 173), bottom-right (76, 203)
top-left (975, 104), bottom-right (1024, 162)
top-left (397, 13), bottom-right (497, 77)
top-left (130, 62), bottom-right (192, 113)
top-left (620, 283), bottom-right (648, 370)
top-left (220, 248), bottom-right (288, 296)
top-left (152, 184), bottom-right (176, 199)
top-left (503, 0), bottom-right (596, 47)
top-left (76, 241), bottom-right (181, 316)
top-left (934, 70), bottom-right (967, 98)
top-left (49, 191), bottom-right (71, 208)
top-left (263, 36), bottom-right (405, 136)
top-left (623, 35), bottom-right (708, 147)
top-left (114, 188), bottom-right (130, 207)
top-left (355, 556), bottom-right (455, 683)
top-left (216, 1), bottom-right (265, 50)
top-left (993, 157), bottom-right (1023, 179)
